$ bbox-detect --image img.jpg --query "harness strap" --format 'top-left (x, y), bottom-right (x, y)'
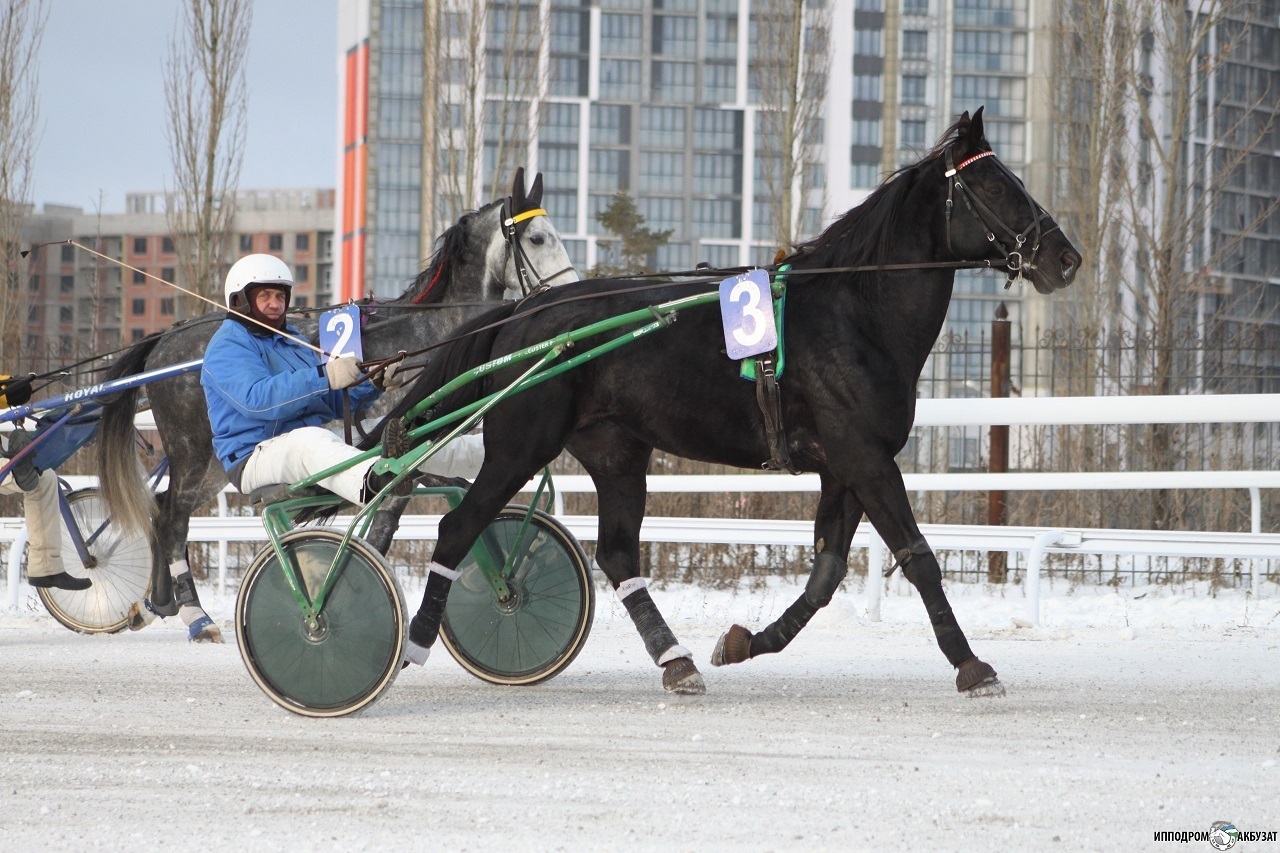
top-left (753, 353), bottom-right (797, 474)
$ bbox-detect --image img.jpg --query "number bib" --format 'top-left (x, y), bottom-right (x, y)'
top-left (319, 304), bottom-right (364, 363)
top-left (719, 269), bottom-right (777, 361)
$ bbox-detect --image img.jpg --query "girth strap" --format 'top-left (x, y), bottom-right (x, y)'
top-left (753, 353), bottom-right (797, 474)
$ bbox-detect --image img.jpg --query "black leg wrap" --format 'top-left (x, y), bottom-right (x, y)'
top-left (172, 571), bottom-right (200, 608)
top-left (900, 547), bottom-right (975, 667)
top-left (620, 588), bottom-right (679, 665)
top-left (409, 571), bottom-right (453, 648)
top-left (748, 595), bottom-right (817, 657)
top-left (804, 551), bottom-right (848, 608)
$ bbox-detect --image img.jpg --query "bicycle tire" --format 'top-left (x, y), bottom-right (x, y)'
top-left (36, 488), bottom-right (151, 635)
top-left (235, 529), bottom-right (405, 718)
top-left (441, 507), bottom-right (594, 686)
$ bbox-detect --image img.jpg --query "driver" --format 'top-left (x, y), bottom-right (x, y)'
top-left (201, 253), bottom-right (484, 508)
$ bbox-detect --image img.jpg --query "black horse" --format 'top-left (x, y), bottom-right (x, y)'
top-left (96, 169), bottom-right (577, 641)
top-left (384, 109), bottom-right (1081, 696)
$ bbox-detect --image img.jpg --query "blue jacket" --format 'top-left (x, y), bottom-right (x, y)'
top-left (200, 315), bottom-right (380, 473)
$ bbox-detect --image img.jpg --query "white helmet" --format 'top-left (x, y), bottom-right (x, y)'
top-left (224, 254), bottom-right (294, 310)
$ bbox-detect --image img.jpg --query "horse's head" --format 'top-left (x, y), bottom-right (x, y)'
top-left (941, 107), bottom-right (1081, 294)
top-left (487, 167), bottom-right (580, 299)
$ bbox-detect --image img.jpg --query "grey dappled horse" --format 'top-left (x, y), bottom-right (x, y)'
top-left (96, 170), bottom-right (577, 635)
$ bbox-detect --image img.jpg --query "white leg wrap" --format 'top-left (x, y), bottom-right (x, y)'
top-left (616, 576), bottom-right (647, 602)
top-left (428, 561), bottom-right (461, 581)
top-left (657, 645), bottom-right (693, 665)
top-left (417, 434), bottom-right (485, 480)
top-left (403, 639), bottom-right (431, 666)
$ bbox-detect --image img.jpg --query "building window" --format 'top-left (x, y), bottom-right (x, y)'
top-left (295, 264), bottom-right (309, 283)
top-left (240, 234), bottom-right (252, 252)
top-left (133, 237), bottom-right (147, 254)
top-left (133, 270), bottom-right (146, 285)
top-left (60, 245), bottom-right (74, 262)
top-left (901, 119), bottom-right (927, 149)
top-left (160, 298), bottom-right (174, 316)
top-left (851, 119), bottom-right (883, 147)
top-left (294, 295), bottom-right (309, 309)
top-left (131, 298), bottom-right (146, 316)
top-left (162, 267), bottom-right (174, 282)
top-left (268, 234), bottom-right (283, 251)
top-left (854, 28), bottom-right (883, 58)
top-left (131, 328), bottom-right (146, 342)
top-left (903, 0), bottom-right (928, 14)
top-left (60, 275), bottom-right (74, 293)
top-left (29, 276), bottom-right (39, 292)
top-left (27, 306), bottom-right (39, 322)
top-left (162, 236), bottom-right (174, 254)
top-left (59, 306), bottom-right (73, 323)
top-left (902, 31), bottom-right (928, 59)
top-left (600, 13), bottom-right (642, 56)
top-left (599, 59), bottom-right (642, 100)
top-left (295, 233), bottom-right (310, 252)
top-left (902, 74), bottom-right (927, 105)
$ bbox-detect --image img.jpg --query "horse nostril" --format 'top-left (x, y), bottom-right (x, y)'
top-left (1061, 250), bottom-right (1081, 280)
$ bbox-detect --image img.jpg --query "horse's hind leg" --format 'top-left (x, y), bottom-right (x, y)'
top-left (573, 428), bottom-right (704, 695)
top-left (713, 477), bottom-right (859, 666)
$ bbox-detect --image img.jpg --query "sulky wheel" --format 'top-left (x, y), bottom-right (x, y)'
top-left (37, 488), bottom-right (151, 634)
top-left (235, 529), bottom-right (405, 718)
top-left (441, 506), bottom-right (594, 686)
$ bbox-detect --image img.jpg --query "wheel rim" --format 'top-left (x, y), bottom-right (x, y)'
top-left (443, 513), bottom-right (590, 680)
top-left (239, 533), bottom-right (403, 714)
top-left (38, 490), bottom-right (151, 634)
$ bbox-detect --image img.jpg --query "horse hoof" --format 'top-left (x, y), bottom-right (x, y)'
top-left (956, 657), bottom-right (1005, 697)
top-left (662, 657), bottom-right (706, 695)
top-left (188, 615), bottom-right (224, 644)
top-left (126, 600), bottom-right (159, 631)
top-left (711, 624), bottom-right (753, 667)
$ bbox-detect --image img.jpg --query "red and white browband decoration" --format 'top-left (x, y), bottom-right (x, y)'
top-left (945, 150), bottom-right (997, 177)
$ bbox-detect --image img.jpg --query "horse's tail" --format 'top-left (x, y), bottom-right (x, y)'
top-left (366, 301), bottom-right (521, 448)
top-left (97, 336), bottom-right (163, 535)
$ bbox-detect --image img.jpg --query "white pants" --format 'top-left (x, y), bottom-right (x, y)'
top-left (0, 466), bottom-right (64, 578)
top-left (239, 426), bottom-right (485, 504)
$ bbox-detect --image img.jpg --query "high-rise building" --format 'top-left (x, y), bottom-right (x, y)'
top-left (336, 0), bottom-right (1279, 361)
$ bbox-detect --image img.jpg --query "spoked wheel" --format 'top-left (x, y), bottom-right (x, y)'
top-left (235, 529), bottom-right (405, 718)
top-left (37, 488), bottom-right (151, 634)
top-left (441, 506), bottom-right (594, 686)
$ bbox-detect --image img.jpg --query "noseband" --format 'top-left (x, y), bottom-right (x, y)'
top-left (943, 149), bottom-right (1060, 287)
top-left (501, 199), bottom-right (575, 296)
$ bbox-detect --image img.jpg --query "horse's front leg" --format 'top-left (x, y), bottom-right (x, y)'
top-left (850, 456), bottom-right (1004, 697)
top-left (712, 475), bottom-right (859, 666)
top-left (573, 428), bottom-right (704, 695)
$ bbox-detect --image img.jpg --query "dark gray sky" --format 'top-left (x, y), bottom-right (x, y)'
top-left (30, 0), bottom-right (338, 213)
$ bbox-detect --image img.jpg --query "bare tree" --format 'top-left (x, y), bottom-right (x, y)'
top-left (750, 0), bottom-right (831, 249)
top-left (165, 0), bottom-right (250, 319)
top-left (0, 0), bottom-right (46, 366)
top-left (423, 0), bottom-right (546, 236)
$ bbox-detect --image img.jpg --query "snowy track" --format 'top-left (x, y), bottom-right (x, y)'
top-left (2, 580), bottom-right (1277, 851)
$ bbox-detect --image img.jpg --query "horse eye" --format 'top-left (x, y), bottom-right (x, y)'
top-left (987, 183), bottom-right (1005, 197)
top-left (530, 234), bottom-right (546, 246)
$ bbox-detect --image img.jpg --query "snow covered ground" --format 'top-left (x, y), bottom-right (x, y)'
top-left (2, 576), bottom-right (1278, 852)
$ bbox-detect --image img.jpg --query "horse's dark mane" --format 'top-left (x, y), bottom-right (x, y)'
top-left (400, 199), bottom-right (504, 304)
top-left (788, 115), bottom-right (978, 271)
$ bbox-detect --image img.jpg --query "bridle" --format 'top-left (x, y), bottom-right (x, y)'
top-left (501, 198), bottom-right (576, 296)
top-left (943, 148), bottom-right (1060, 286)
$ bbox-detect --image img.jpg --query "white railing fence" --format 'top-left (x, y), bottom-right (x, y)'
top-left (3, 394), bottom-right (1279, 624)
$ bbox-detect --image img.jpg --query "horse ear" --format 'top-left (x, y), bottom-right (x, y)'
top-left (512, 166), bottom-right (527, 208)
top-left (528, 172), bottom-right (544, 207)
top-left (971, 106), bottom-right (986, 144)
